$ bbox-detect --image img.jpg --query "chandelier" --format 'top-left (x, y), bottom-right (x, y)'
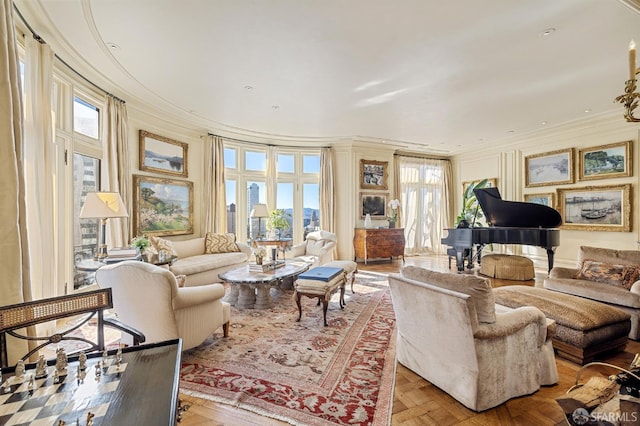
top-left (615, 40), bottom-right (640, 122)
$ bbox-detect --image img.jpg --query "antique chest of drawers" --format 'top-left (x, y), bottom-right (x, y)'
top-left (353, 228), bottom-right (405, 264)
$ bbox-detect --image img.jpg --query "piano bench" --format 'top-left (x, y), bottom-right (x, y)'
top-left (494, 286), bottom-right (630, 365)
top-left (479, 254), bottom-right (534, 281)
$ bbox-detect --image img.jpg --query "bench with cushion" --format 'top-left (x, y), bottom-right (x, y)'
top-left (294, 266), bottom-right (346, 326)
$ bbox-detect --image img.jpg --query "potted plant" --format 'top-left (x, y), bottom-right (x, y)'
top-left (387, 199), bottom-right (400, 228)
top-left (267, 209), bottom-right (291, 240)
top-left (131, 235), bottom-right (151, 253)
top-left (456, 179), bottom-right (491, 227)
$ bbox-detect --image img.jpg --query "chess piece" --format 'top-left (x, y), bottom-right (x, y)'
top-left (14, 360), bottom-right (25, 379)
top-left (53, 369), bottom-right (59, 384)
top-left (28, 375), bottom-right (34, 392)
top-left (35, 354), bottom-right (48, 379)
top-left (55, 347), bottom-right (68, 376)
top-left (77, 367), bottom-right (86, 384)
top-left (94, 363), bottom-right (101, 379)
top-left (78, 352), bottom-right (87, 371)
top-left (116, 346), bottom-right (123, 364)
top-left (86, 412), bottom-right (95, 426)
top-left (57, 420), bottom-right (66, 426)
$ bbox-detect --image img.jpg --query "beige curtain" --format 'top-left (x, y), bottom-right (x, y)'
top-left (396, 155), bottom-right (452, 254)
top-left (23, 36), bottom-right (55, 301)
top-left (319, 148), bottom-right (335, 233)
top-left (0, 0), bottom-right (33, 364)
top-left (102, 95), bottom-right (130, 245)
top-left (202, 134), bottom-right (227, 233)
top-left (266, 145), bottom-right (276, 211)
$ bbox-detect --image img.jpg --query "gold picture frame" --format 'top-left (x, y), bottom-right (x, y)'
top-left (360, 192), bottom-right (388, 219)
top-left (133, 174), bottom-right (193, 236)
top-left (139, 130), bottom-right (188, 178)
top-left (525, 148), bottom-right (574, 187)
top-left (556, 184), bottom-right (631, 232)
top-left (524, 193), bottom-right (555, 209)
top-left (578, 140), bottom-right (632, 181)
top-left (360, 159), bottom-right (388, 190)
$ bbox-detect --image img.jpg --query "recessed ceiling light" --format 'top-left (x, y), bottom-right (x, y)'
top-left (507, 130), bottom-right (516, 133)
top-left (272, 105), bottom-right (280, 110)
top-left (541, 121), bottom-right (548, 125)
top-left (106, 42), bottom-right (119, 50)
top-left (244, 85), bottom-right (253, 90)
top-left (584, 108), bottom-right (592, 113)
top-left (541, 28), bottom-right (556, 37)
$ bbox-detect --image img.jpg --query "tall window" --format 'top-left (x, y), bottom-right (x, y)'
top-left (224, 143), bottom-right (320, 243)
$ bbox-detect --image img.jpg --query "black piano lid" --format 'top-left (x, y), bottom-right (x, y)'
top-left (473, 187), bottom-right (562, 228)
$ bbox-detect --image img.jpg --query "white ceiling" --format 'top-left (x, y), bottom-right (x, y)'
top-left (13, 0), bottom-right (640, 155)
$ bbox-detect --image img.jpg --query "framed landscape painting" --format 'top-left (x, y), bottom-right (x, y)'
top-left (360, 159), bottom-right (388, 190)
top-left (133, 175), bottom-right (193, 236)
top-left (360, 192), bottom-right (387, 219)
top-left (556, 184), bottom-right (631, 232)
top-left (524, 193), bottom-right (555, 209)
top-left (578, 140), bottom-right (632, 181)
top-left (525, 148), bottom-right (574, 187)
top-left (139, 130), bottom-right (188, 177)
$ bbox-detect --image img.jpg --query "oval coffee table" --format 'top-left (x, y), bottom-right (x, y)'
top-left (219, 261), bottom-right (310, 309)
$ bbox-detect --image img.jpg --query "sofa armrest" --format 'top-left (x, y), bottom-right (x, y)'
top-left (236, 241), bottom-right (253, 258)
top-left (290, 242), bottom-right (306, 257)
top-left (318, 241), bottom-right (336, 264)
top-left (174, 283), bottom-right (225, 310)
top-left (549, 267), bottom-right (578, 279)
top-left (474, 307), bottom-right (547, 347)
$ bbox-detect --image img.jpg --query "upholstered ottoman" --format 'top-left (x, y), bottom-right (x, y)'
top-left (494, 286), bottom-right (631, 364)
top-left (323, 260), bottom-right (358, 293)
top-left (480, 254), bottom-right (535, 281)
top-left (294, 267), bottom-right (346, 326)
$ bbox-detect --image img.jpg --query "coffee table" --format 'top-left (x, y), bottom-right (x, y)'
top-left (219, 261), bottom-right (310, 309)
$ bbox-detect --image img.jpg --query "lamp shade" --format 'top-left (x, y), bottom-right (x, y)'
top-left (250, 203), bottom-right (269, 218)
top-left (79, 192), bottom-right (128, 219)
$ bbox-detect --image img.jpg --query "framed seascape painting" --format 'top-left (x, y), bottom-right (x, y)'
top-left (360, 159), bottom-right (388, 190)
top-left (139, 130), bottom-right (188, 178)
top-left (133, 175), bottom-right (193, 236)
top-left (525, 148), bottom-right (574, 188)
top-left (524, 193), bottom-right (555, 209)
top-left (556, 184), bottom-right (631, 232)
top-left (578, 140), bottom-right (632, 181)
top-left (360, 192), bottom-right (387, 219)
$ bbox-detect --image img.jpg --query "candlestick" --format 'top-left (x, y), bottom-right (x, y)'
top-left (630, 40), bottom-right (636, 81)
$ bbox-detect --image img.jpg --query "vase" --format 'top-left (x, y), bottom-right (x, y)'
top-left (256, 256), bottom-right (263, 265)
top-left (389, 221), bottom-right (396, 229)
top-left (364, 213), bottom-right (372, 228)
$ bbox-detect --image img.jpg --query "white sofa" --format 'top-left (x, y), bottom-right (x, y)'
top-left (388, 266), bottom-right (557, 412)
top-left (155, 236), bottom-right (252, 286)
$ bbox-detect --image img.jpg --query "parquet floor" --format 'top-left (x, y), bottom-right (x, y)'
top-left (179, 254), bottom-right (640, 425)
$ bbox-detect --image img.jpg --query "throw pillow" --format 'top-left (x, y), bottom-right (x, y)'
top-left (574, 260), bottom-right (628, 287)
top-left (205, 232), bottom-right (240, 254)
top-left (622, 265), bottom-right (640, 290)
top-left (150, 236), bottom-right (177, 257)
top-left (306, 239), bottom-right (325, 256)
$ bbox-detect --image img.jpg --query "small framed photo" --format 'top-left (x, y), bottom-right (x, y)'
top-left (556, 184), bottom-right (631, 232)
top-left (524, 193), bottom-right (555, 209)
top-left (578, 140), bottom-right (632, 181)
top-left (525, 148), bottom-right (574, 187)
top-left (360, 192), bottom-right (387, 219)
top-left (139, 130), bottom-right (188, 177)
top-left (360, 159), bottom-right (388, 190)
top-left (133, 175), bottom-right (193, 236)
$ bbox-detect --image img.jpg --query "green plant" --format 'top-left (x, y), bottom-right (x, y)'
top-left (455, 179), bottom-right (491, 227)
top-left (267, 209), bottom-right (291, 236)
top-left (131, 235), bottom-right (151, 252)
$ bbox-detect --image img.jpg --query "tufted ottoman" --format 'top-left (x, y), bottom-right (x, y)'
top-left (323, 260), bottom-right (358, 293)
top-left (480, 254), bottom-right (535, 281)
top-left (494, 286), bottom-right (631, 364)
top-left (294, 267), bottom-right (346, 326)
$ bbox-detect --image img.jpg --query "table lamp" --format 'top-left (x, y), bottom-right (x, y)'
top-left (79, 192), bottom-right (128, 261)
top-left (250, 203), bottom-right (269, 240)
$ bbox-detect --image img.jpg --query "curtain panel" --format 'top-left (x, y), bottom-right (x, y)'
top-left (320, 147), bottom-right (335, 233)
top-left (203, 134), bottom-right (226, 233)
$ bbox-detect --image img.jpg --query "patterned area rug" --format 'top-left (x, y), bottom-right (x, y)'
top-left (180, 271), bottom-right (396, 426)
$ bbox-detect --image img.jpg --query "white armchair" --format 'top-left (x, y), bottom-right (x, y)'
top-left (289, 230), bottom-right (337, 267)
top-left (388, 266), bottom-right (557, 411)
top-left (95, 260), bottom-right (230, 350)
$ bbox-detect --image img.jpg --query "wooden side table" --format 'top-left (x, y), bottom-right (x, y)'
top-left (353, 228), bottom-right (405, 264)
top-left (252, 239), bottom-right (292, 259)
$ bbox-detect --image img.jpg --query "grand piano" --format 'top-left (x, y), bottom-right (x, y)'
top-left (442, 187), bottom-right (562, 272)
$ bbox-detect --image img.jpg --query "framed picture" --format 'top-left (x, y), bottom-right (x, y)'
top-left (462, 178), bottom-right (497, 194)
top-left (360, 159), bottom-right (388, 190)
top-left (525, 148), bottom-right (574, 187)
top-left (139, 130), bottom-right (188, 177)
top-left (578, 140), bottom-right (632, 181)
top-left (524, 193), bottom-right (555, 209)
top-left (133, 174), bottom-right (193, 236)
top-left (556, 184), bottom-right (631, 232)
top-left (360, 192), bottom-right (387, 219)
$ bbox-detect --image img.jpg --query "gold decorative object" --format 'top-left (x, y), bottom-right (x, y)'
top-left (615, 40), bottom-right (640, 122)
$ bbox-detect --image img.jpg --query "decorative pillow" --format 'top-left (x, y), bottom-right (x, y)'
top-left (150, 236), bottom-right (177, 257)
top-left (622, 265), bottom-right (640, 290)
top-left (205, 233), bottom-right (240, 254)
top-left (174, 274), bottom-right (187, 288)
top-left (306, 239), bottom-right (326, 256)
top-left (574, 260), bottom-right (630, 287)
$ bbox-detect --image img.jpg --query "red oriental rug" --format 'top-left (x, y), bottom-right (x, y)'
top-left (179, 271), bottom-right (396, 425)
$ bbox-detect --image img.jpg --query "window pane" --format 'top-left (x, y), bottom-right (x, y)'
top-left (247, 181), bottom-right (266, 239)
top-left (73, 96), bottom-right (99, 139)
top-left (73, 153), bottom-right (100, 290)
top-left (277, 154), bottom-right (294, 173)
top-left (303, 183), bottom-right (320, 238)
top-left (225, 180), bottom-right (236, 234)
top-left (276, 182), bottom-right (293, 239)
top-left (224, 147), bottom-right (236, 169)
top-left (245, 151), bottom-right (266, 172)
top-left (303, 155), bottom-right (320, 173)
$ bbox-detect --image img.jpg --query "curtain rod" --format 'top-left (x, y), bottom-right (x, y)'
top-left (208, 133), bottom-right (329, 149)
top-left (394, 152), bottom-right (450, 161)
top-left (13, 4), bottom-right (126, 104)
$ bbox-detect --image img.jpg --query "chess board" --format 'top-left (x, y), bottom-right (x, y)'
top-left (0, 359), bottom-right (127, 426)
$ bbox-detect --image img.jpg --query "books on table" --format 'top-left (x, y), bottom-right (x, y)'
top-left (107, 247), bottom-right (140, 258)
top-left (248, 260), bottom-right (286, 273)
top-left (297, 266), bottom-right (343, 282)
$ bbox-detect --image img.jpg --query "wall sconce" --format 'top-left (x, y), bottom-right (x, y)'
top-left (615, 40), bottom-right (640, 122)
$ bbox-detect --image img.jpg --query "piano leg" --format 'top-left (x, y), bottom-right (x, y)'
top-left (455, 250), bottom-right (465, 273)
top-left (546, 248), bottom-right (555, 272)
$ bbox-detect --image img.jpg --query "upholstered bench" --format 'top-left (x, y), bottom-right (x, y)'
top-left (323, 260), bottom-right (358, 293)
top-left (493, 285), bottom-right (631, 364)
top-left (480, 254), bottom-right (535, 281)
top-left (294, 267), bottom-right (346, 326)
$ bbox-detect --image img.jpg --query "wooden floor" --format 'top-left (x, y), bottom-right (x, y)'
top-left (179, 254), bottom-right (640, 425)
